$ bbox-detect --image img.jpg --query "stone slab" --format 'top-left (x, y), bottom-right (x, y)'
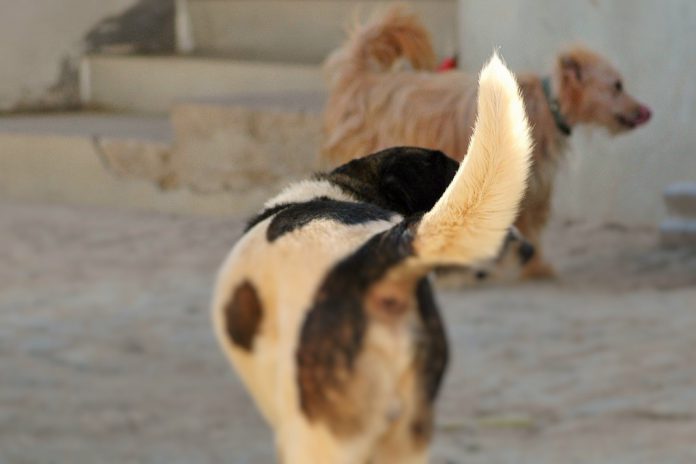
top-left (664, 182), bottom-right (696, 220)
top-left (81, 54), bottom-right (324, 113)
top-left (660, 218), bottom-right (696, 247)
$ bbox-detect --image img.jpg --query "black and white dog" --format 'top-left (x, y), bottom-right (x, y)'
top-left (212, 55), bottom-right (532, 464)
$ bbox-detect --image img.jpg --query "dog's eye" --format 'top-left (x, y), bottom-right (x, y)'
top-left (613, 80), bottom-right (623, 93)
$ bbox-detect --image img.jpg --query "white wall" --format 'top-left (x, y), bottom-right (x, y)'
top-left (0, 0), bottom-right (137, 111)
top-left (184, 0), bottom-right (457, 64)
top-left (459, 0), bottom-right (696, 225)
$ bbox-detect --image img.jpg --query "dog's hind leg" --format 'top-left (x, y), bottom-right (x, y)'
top-left (277, 415), bottom-right (376, 464)
top-left (370, 403), bottom-right (431, 464)
top-left (373, 445), bottom-right (428, 464)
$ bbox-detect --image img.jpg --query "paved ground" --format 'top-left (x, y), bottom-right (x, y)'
top-left (1, 199), bottom-right (695, 464)
top-left (0, 113), bottom-right (172, 142)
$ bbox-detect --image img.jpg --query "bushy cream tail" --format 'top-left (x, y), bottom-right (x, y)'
top-left (413, 53), bottom-right (533, 266)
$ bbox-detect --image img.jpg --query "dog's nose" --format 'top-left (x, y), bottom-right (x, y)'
top-left (634, 105), bottom-right (652, 125)
top-left (518, 242), bottom-right (535, 264)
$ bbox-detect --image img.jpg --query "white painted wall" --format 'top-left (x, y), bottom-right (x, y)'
top-left (0, 0), bottom-right (137, 111)
top-left (458, 0), bottom-right (696, 225)
top-left (185, 0), bottom-right (457, 64)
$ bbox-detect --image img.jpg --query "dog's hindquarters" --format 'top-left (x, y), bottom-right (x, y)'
top-left (292, 53), bottom-right (532, 462)
top-left (214, 53), bottom-right (532, 464)
top-left (213, 208), bottom-right (408, 463)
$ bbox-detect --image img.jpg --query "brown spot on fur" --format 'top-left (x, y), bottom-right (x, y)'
top-left (224, 281), bottom-right (263, 351)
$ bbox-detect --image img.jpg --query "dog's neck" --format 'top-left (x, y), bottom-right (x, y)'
top-left (541, 76), bottom-right (572, 136)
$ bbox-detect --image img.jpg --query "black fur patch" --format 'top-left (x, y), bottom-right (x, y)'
top-left (266, 197), bottom-right (393, 242)
top-left (245, 202), bottom-right (294, 233)
top-left (409, 280), bottom-right (448, 446)
top-left (246, 147), bottom-right (456, 240)
top-left (296, 216), bottom-right (447, 435)
top-left (224, 281), bottom-right (263, 351)
top-left (319, 147), bottom-right (459, 216)
top-left (414, 279), bottom-right (449, 403)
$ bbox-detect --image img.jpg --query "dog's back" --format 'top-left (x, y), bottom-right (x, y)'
top-left (213, 55), bottom-right (531, 463)
top-left (322, 6), bottom-right (479, 166)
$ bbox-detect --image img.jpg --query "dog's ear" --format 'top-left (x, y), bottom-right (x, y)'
top-left (559, 54), bottom-right (583, 85)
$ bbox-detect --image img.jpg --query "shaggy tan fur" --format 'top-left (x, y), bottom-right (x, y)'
top-left (322, 6), bottom-right (651, 278)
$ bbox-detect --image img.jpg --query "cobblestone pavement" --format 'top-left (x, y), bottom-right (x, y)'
top-left (1, 200), bottom-right (695, 463)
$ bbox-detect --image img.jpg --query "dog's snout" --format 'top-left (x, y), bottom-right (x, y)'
top-left (518, 242), bottom-right (535, 264)
top-left (634, 105), bottom-right (652, 125)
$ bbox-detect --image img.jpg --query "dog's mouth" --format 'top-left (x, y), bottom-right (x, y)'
top-left (616, 114), bottom-right (637, 129)
top-left (616, 105), bottom-right (652, 129)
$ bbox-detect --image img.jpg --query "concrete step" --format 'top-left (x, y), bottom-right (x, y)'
top-left (179, 0), bottom-right (457, 64)
top-left (0, 113), bottom-right (172, 142)
top-left (80, 55), bottom-right (324, 113)
top-left (664, 182), bottom-right (696, 219)
top-left (0, 112), bottom-right (176, 191)
top-left (0, 113), bottom-right (261, 215)
top-left (183, 91), bottom-right (326, 114)
top-left (660, 219), bottom-right (696, 247)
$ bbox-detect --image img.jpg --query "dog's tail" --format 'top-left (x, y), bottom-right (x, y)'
top-left (324, 5), bottom-right (436, 86)
top-left (412, 53), bottom-right (533, 267)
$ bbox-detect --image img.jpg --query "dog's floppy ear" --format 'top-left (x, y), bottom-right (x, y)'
top-left (559, 54), bottom-right (583, 85)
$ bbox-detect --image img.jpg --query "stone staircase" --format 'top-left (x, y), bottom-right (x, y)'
top-left (0, 98), bottom-right (323, 215)
top-left (1, 0), bottom-right (455, 215)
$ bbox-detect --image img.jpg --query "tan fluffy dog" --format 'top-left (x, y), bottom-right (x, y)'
top-left (322, 6), bottom-right (651, 279)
